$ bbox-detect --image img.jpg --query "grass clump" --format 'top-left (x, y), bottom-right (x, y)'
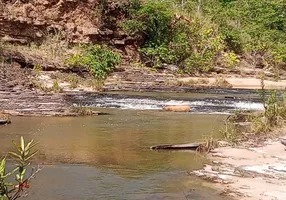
top-left (2, 32), bottom-right (69, 64)
top-left (197, 135), bottom-right (219, 153)
top-left (220, 120), bottom-right (243, 144)
top-left (70, 105), bottom-right (97, 116)
top-left (221, 78), bottom-right (286, 144)
top-left (213, 76), bottom-right (232, 88)
top-left (51, 79), bottom-right (62, 93)
top-left (68, 75), bottom-right (79, 89)
top-left (33, 64), bottom-right (43, 77)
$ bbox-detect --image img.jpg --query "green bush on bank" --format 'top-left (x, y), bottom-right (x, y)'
top-left (122, 0), bottom-right (231, 73)
top-left (190, 0), bottom-right (286, 64)
top-left (221, 83), bottom-right (286, 144)
top-left (66, 45), bottom-right (121, 81)
top-left (122, 0), bottom-right (285, 73)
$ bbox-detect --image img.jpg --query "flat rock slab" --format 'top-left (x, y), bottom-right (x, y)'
top-left (191, 133), bottom-right (286, 200)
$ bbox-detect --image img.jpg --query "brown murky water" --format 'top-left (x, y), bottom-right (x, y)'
top-left (0, 109), bottom-right (231, 200)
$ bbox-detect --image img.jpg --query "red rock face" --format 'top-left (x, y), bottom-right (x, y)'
top-left (0, 0), bottom-right (136, 48)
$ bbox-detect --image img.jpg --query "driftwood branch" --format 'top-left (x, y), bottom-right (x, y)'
top-left (151, 142), bottom-right (203, 151)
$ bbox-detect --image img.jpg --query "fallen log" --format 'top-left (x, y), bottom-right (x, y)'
top-left (150, 142), bottom-right (203, 151)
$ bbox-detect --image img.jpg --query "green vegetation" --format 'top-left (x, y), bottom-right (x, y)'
top-left (221, 80), bottom-right (286, 144)
top-left (66, 45), bottom-right (121, 82)
top-left (250, 79), bottom-right (286, 134)
top-left (0, 137), bottom-right (40, 200)
top-left (0, 115), bottom-right (10, 125)
top-left (203, 0), bottom-right (286, 61)
top-left (198, 135), bottom-right (218, 153)
top-left (51, 79), bottom-right (62, 93)
top-left (122, 0), bottom-right (286, 73)
top-left (68, 75), bottom-right (79, 89)
top-left (213, 76), bottom-right (232, 88)
top-left (70, 105), bottom-right (98, 116)
top-left (123, 0), bottom-right (225, 72)
top-left (33, 64), bottom-right (43, 77)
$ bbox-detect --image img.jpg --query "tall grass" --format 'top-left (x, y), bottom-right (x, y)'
top-left (221, 77), bottom-right (286, 143)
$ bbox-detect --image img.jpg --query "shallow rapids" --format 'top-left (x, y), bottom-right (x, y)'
top-left (71, 92), bottom-right (264, 114)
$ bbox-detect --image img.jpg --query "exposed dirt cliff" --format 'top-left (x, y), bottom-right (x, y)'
top-left (0, 0), bottom-right (139, 58)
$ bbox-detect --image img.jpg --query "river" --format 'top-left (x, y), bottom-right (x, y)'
top-left (0, 91), bottom-right (264, 199)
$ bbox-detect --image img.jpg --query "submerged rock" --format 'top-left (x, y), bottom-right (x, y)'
top-left (0, 114), bottom-right (11, 125)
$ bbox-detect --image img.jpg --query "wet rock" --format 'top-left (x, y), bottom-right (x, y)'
top-left (165, 64), bottom-right (179, 72)
top-left (212, 66), bottom-right (225, 74)
top-left (82, 27), bottom-right (99, 36)
top-left (113, 39), bottom-right (125, 45)
top-left (163, 105), bottom-right (191, 112)
top-left (98, 29), bottom-right (113, 36)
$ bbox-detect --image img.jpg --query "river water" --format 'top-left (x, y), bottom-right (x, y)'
top-left (1, 91), bottom-right (264, 199)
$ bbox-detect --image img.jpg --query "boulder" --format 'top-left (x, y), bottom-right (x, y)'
top-left (0, 120), bottom-right (10, 125)
top-left (163, 105), bottom-right (191, 112)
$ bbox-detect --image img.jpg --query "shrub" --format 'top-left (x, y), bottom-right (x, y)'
top-left (123, 0), bottom-right (286, 73)
top-left (122, 1), bottom-right (173, 45)
top-left (66, 45), bottom-right (121, 81)
top-left (33, 64), bottom-right (43, 77)
top-left (252, 87), bottom-right (286, 134)
top-left (221, 79), bottom-right (286, 143)
top-left (203, 0), bottom-right (286, 65)
top-left (123, 1), bottom-right (226, 73)
top-left (0, 137), bottom-right (40, 200)
top-left (52, 79), bottom-right (62, 93)
top-left (70, 105), bottom-right (98, 116)
top-left (222, 51), bottom-right (240, 68)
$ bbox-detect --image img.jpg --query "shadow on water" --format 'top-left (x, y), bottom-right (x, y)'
top-left (1, 109), bottom-right (232, 200)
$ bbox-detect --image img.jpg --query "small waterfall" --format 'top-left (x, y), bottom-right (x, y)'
top-left (72, 93), bottom-right (265, 114)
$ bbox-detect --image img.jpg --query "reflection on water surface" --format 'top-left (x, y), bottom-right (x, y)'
top-left (0, 109), bottom-right (230, 199)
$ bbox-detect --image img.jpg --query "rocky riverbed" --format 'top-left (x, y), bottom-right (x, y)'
top-left (191, 134), bottom-right (286, 200)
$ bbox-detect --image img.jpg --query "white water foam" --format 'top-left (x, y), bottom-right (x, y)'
top-left (231, 101), bottom-right (265, 110)
top-left (84, 96), bottom-right (264, 114)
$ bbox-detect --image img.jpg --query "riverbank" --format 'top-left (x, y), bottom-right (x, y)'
top-left (178, 77), bottom-right (286, 90)
top-left (2, 56), bottom-right (286, 200)
top-left (0, 59), bottom-right (284, 116)
top-left (191, 127), bottom-right (286, 200)
top-left (190, 93), bottom-right (286, 200)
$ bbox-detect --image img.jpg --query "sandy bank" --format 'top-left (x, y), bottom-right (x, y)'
top-left (178, 77), bottom-right (286, 90)
top-left (191, 133), bottom-right (286, 200)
